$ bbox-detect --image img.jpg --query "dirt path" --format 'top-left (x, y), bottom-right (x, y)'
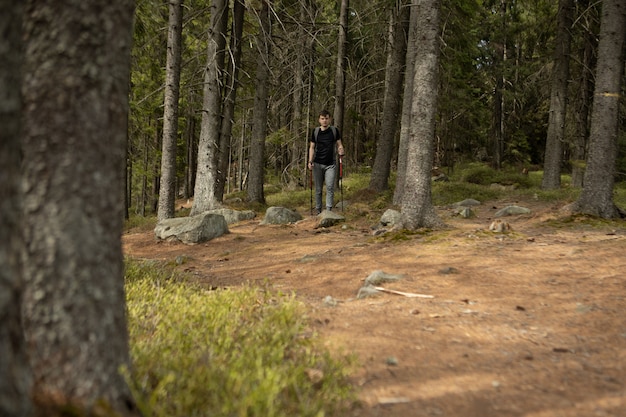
top-left (123, 199), bottom-right (626, 417)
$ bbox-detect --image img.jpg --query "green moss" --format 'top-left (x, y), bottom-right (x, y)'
top-left (124, 259), bottom-right (356, 417)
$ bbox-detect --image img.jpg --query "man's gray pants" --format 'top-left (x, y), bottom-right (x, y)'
top-left (313, 162), bottom-right (337, 212)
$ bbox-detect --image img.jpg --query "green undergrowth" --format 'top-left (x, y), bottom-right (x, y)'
top-left (124, 165), bottom-right (626, 232)
top-left (543, 213), bottom-right (626, 230)
top-left (124, 258), bottom-right (356, 417)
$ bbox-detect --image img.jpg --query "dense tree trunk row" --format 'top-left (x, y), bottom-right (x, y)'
top-left (132, 0), bottom-right (625, 222)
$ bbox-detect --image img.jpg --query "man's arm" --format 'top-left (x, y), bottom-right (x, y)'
top-left (308, 141), bottom-right (316, 169)
top-left (336, 140), bottom-right (344, 156)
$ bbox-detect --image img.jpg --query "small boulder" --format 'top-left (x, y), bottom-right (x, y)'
top-left (261, 206), bottom-right (303, 225)
top-left (364, 270), bottom-right (404, 286)
top-left (494, 205), bottom-right (531, 217)
top-left (456, 207), bottom-right (475, 218)
top-left (334, 200), bottom-right (349, 211)
top-left (454, 198), bottom-right (481, 207)
top-left (380, 209), bottom-right (403, 227)
top-left (155, 213), bottom-right (229, 244)
top-left (206, 208), bottom-right (256, 224)
top-left (318, 210), bottom-right (345, 228)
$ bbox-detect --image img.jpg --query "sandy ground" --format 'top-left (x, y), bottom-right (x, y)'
top-left (123, 197), bottom-right (626, 417)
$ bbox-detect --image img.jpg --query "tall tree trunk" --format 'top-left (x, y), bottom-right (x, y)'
top-left (216, 0), bottom-right (245, 201)
top-left (571, 0), bottom-right (598, 188)
top-left (183, 103), bottom-right (197, 199)
top-left (151, 116), bottom-right (160, 213)
top-left (191, 0), bottom-right (228, 215)
top-left (21, 0), bottom-right (138, 415)
top-left (333, 0), bottom-right (349, 132)
top-left (393, 0), bottom-right (418, 205)
top-left (401, 0), bottom-right (444, 230)
top-left (140, 131), bottom-right (149, 216)
top-left (369, 0), bottom-right (409, 192)
top-left (492, 0), bottom-right (507, 170)
top-left (568, 0), bottom-right (626, 218)
top-left (0, 2), bottom-right (33, 415)
top-left (247, 0), bottom-right (272, 204)
top-left (541, 0), bottom-right (574, 190)
top-left (289, 0), bottom-right (310, 189)
top-left (158, 0), bottom-right (184, 220)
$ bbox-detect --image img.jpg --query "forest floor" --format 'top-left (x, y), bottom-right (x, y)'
top-left (122, 196), bottom-right (626, 417)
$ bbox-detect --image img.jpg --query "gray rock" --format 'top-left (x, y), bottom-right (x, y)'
top-left (380, 209), bottom-right (403, 227)
top-left (364, 270), bottom-right (404, 286)
top-left (494, 205), bottom-right (531, 217)
top-left (454, 198), bottom-right (481, 207)
top-left (457, 207), bottom-right (475, 218)
top-left (323, 295), bottom-right (338, 307)
top-left (261, 206), bottom-right (303, 225)
top-left (155, 213), bottom-right (229, 244)
top-left (206, 208), bottom-right (256, 224)
top-left (334, 200), bottom-right (349, 211)
top-left (318, 210), bottom-right (345, 227)
top-left (356, 286), bottom-right (382, 299)
top-left (439, 266), bottom-right (459, 275)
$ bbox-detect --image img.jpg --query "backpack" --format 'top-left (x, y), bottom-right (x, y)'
top-left (313, 126), bottom-right (338, 143)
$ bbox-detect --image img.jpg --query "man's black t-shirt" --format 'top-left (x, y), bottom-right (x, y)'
top-left (310, 127), bottom-right (341, 165)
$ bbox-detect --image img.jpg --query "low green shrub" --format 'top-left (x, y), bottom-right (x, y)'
top-left (124, 213), bottom-right (157, 232)
top-left (125, 259), bottom-right (356, 417)
top-left (431, 181), bottom-right (501, 206)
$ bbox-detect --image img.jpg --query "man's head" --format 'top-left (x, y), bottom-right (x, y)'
top-left (318, 110), bottom-right (331, 127)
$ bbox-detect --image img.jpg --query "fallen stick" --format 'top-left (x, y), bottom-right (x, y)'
top-left (373, 286), bottom-right (434, 298)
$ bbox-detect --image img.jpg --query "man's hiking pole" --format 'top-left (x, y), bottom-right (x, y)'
top-left (339, 154), bottom-right (344, 212)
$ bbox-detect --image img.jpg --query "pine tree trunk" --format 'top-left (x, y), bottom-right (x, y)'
top-left (289, 0), bottom-right (310, 189)
top-left (247, 0), bottom-right (272, 204)
top-left (158, 0), bottom-right (184, 220)
top-left (192, 0), bottom-right (228, 214)
top-left (21, 1), bottom-right (138, 415)
top-left (393, 0), bottom-right (419, 205)
top-left (492, 0), bottom-right (507, 170)
top-left (333, 0), bottom-right (349, 132)
top-left (569, 0), bottom-right (626, 218)
top-left (401, 0), bottom-right (444, 229)
top-left (216, 0), bottom-right (245, 201)
top-left (571, 0), bottom-right (598, 188)
top-left (370, 0), bottom-right (409, 192)
top-left (541, 0), bottom-right (574, 190)
top-left (0, 2), bottom-right (33, 415)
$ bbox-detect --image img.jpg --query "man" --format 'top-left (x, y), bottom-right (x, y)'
top-left (308, 110), bottom-right (345, 214)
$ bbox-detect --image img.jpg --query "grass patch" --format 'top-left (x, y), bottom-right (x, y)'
top-left (124, 259), bottom-right (356, 417)
top-left (431, 181), bottom-right (501, 206)
top-left (125, 213), bottom-right (157, 232)
top-left (543, 213), bottom-right (626, 230)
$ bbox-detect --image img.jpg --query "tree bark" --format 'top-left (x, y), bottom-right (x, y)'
top-left (0, 2), bottom-right (33, 416)
top-left (568, 0), bottom-right (626, 218)
top-left (401, 0), bottom-right (444, 230)
top-left (247, 0), bottom-right (272, 204)
top-left (369, 0), bottom-right (409, 192)
top-left (216, 0), bottom-right (245, 201)
top-left (492, 0), bottom-right (507, 170)
top-left (541, 0), bottom-right (574, 190)
top-left (21, 0), bottom-right (138, 415)
top-left (333, 0), bottom-right (349, 133)
top-left (158, 0), bottom-right (184, 220)
top-left (571, 0), bottom-right (598, 188)
top-left (289, 0), bottom-right (311, 189)
top-left (393, 0), bottom-right (419, 205)
top-left (191, 0), bottom-right (229, 214)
